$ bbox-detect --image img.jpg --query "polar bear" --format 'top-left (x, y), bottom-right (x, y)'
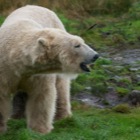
top-left (3, 5), bottom-right (74, 121)
top-left (0, 5), bottom-right (99, 134)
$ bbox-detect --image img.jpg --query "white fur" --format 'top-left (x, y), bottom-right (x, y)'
top-left (0, 5), bottom-right (98, 134)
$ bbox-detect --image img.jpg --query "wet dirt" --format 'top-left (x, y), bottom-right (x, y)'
top-left (73, 48), bottom-right (140, 108)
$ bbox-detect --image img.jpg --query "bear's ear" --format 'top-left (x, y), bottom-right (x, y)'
top-left (37, 37), bottom-right (50, 51)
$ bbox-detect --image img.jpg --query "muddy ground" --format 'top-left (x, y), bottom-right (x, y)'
top-left (73, 47), bottom-right (140, 108)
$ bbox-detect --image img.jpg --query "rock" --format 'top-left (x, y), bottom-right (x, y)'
top-left (85, 86), bottom-right (92, 91)
top-left (113, 75), bottom-right (122, 81)
top-left (107, 86), bottom-right (115, 92)
top-left (73, 93), bottom-right (104, 108)
top-left (129, 67), bottom-right (140, 72)
top-left (114, 66), bottom-right (124, 71)
top-left (136, 75), bottom-right (140, 83)
top-left (114, 57), bottom-right (123, 61)
top-left (112, 75), bottom-right (131, 82)
top-left (128, 90), bottom-right (140, 106)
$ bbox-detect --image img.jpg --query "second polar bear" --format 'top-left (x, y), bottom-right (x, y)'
top-left (1, 5), bottom-right (99, 134)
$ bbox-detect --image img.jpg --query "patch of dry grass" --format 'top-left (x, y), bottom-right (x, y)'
top-left (0, 0), bottom-right (134, 17)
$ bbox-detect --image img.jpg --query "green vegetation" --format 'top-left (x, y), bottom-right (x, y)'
top-left (71, 58), bottom-right (112, 95)
top-left (0, 16), bottom-right (5, 25)
top-left (0, 104), bottom-right (140, 140)
top-left (113, 104), bottom-right (131, 113)
top-left (116, 87), bottom-right (130, 97)
top-left (134, 86), bottom-right (140, 91)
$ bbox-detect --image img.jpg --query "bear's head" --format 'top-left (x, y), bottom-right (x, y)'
top-left (34, 28), bottom-right (99, 74)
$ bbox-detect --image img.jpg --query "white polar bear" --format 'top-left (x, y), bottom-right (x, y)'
top-left (0, 5), bottom-right (99, 134)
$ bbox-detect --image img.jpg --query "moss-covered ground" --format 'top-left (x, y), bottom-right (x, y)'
top-left (1, 103), bottom-right (140, 140)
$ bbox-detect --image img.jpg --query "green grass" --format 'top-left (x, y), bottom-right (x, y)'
top-left (1, 103), bottom-right (140, 140)
top-left (116, 87), bottom-right (130, 97)
top-left (0, 16), bottom-right (5, 25)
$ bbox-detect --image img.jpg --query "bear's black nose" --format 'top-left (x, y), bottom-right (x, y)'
top-left (92, 54), bottom-right (99, 62)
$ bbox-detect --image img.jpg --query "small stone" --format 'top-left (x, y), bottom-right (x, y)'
top-left (136, 75), bottom-right (140, 82)
top-left (114, 57), bottom-right (123, 61)
top-left (85, 87), bottom-right (92, 91)
top-left (114, 66), bottom-right (124, 71)
top-left (129, 90), bottom-right (140, 106)
top-left (113, 76), bottom-right (122, 81)
top-left (129, 67), bottom-right (140, 72)
top-left (102, 65), bottom-right (111, 68)
top-left (107, 86), bottom-right (115, 92)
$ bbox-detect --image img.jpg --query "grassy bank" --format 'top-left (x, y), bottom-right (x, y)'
top-left (0, 103), bottom-right (140, 140)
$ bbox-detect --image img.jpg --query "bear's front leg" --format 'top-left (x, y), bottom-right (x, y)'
top-left (0, 94), bottom-right (11, 133)
top-left (25, 75), bottom-right (57, 134)
top-left (55, 75), bottom-right (72, 120)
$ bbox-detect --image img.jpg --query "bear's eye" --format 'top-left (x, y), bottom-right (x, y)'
top-left (74, 45), bottom-right (81, 48)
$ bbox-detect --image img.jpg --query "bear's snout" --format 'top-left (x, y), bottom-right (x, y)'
top-left (80, 53), bottom-right (99, 72)
top-left (91, 54), bottom-right (99, 62)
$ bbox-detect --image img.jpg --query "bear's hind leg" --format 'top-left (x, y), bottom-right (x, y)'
top-left (0, 95), bottom-right (11, 133)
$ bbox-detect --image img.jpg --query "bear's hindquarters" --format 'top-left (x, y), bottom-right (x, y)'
top-left (0, 94), bottom-right (11, 133)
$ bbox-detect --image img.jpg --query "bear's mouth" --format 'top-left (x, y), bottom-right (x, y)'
top-left (80, 62), bottom-right (93, 72)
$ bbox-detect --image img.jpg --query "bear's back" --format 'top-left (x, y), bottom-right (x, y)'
top-left (2, 5), bottom-right (65, 30)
